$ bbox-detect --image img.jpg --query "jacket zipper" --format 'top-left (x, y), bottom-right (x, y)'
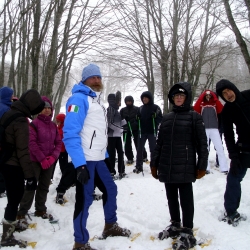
top-left (169, 113), bottom-right (177, 181)
top-left (89, 130), bottom-right (96, 149)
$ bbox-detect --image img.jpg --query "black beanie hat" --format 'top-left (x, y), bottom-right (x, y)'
top-left (171, 87), bottom-right (187, 97)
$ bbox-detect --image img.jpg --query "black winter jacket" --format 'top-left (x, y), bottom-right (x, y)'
top-left (138, 91), bottom-right (162, 134)
top-left (216, 79), bottom-right (250, 159)
top-left (150, 82), bottom-right (208, 183)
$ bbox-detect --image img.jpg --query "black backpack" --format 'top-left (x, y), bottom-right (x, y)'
top-left (0, 113), bottom-right (24, 165)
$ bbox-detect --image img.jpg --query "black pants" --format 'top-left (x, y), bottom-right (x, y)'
top-left (58, 151), bottom-right (68, 173)
top-left (123, 130), bottom-right (147, 161)
top-left (0, 164), bottom-right (24, 221)
top-left (56, 162), bottom-right (76, 194)
top-left (136, 133), bottom-right (156, 169)
top-left (165, 183), bottom-right (194, 229)
top-left (107, 137), bottom-right (125, 175)
top-left (0, 172), bottom-right (6, 193)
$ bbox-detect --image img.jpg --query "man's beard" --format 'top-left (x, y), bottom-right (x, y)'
top-left (92, 85), bottom-right (103, 92)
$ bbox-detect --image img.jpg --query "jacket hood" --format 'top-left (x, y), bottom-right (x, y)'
top-left (19, 89), bottom-right (45, 117)
top-left (41, 96), bottom-right (53, 116)
top-left (108, 93), bottom-right (119, 110)
top-left (0, 86), bottom-right (14, 106)
top-left (216, 79), bottom-right (240, 103)
top-left (72, 82), bottom-right (97, 98)
top-left (124, 95), bottom-right (134, 104)
top-left (140, 91), bottom-right (154, 104)
top-left (168, 82), bottom-right (192, 110)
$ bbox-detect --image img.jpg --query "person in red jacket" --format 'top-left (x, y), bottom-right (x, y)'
top-left (193, 90), bottom-right (228, 174)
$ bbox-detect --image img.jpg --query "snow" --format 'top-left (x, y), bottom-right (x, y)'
top-left (1, 141), bottom-right (250, 250)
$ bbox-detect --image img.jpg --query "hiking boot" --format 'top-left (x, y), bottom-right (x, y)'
top-left (143, 158), bottom-right (148, 162)
top-left (221, 211), bottom-right (247, 227)
top-left (173, 228), bottom-right (196, 250)
top-left (126, 160), bottom-right (134, 165)
top-left (34, 210), bottom-right (53, 220)
top-left (15, 215), bottom-right (29, 232)
top-left (133, 168), bottom-right (143, 174)
top-left (55, 192), bottom-right (65, 205)
top-left (205, 170), bottom-right (210, 174)
top-left (102, 222), bottom-right (131, 239)
top-left (72, 242), bottom-right (96, 250)
top-left (119, 173), bottom-right (127, 179)
top-left (1, 219), bottom-right (27, 248)
top-left (0, 192), bottom-right (7, 198)
top-left (158, 221), bottom-right (181, 240)
top-left (93, 193), bottom-right (102, 201)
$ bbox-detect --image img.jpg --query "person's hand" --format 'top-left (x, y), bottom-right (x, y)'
top-left (26, 177), bottom-right (37, 191)
top-left (196, 169), bottom-right (206, 179)
top-left (150, 167), bottom-right (158, 179)
top-left (40, 158), bottom-right (50, 169)
top-left (76, 165), bottom-right (90, 184)
top-left (230, 158), bottom-right (241, 176)
top-left (151, 112), bottom-right (156, 118)
top-left (47, 156), bottom-right (56, 166)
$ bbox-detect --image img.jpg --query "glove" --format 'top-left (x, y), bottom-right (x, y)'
top-left (47, 156), bottom-right (56, 166)
top-left (196, 169), bottom-right (206, 179)
top-left (40, 158), bottom-right (50, 169)
top-left (150, 167), bottom-right (158, 179)
top-left (230, 158), bottom-right (241, 176)
top-left (26, 177), bottom-right (37, 191)
top-left (151, 112), bottom-right (156, 118)
top-left (125, 116), bottom-right (130, 122)
top-left (76, 165), bottom-right (90, 184)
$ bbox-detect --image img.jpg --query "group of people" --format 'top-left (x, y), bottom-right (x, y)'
top-left (0, 63), bottom-right (249, 250)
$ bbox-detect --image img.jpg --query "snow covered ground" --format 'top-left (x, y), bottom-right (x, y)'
top-left (0, 141), bottom-right (250, 250)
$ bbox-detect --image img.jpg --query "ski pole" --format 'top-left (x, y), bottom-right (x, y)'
top-left (138, 119), bottom-right (141, 138)
top-left (152, 117), bottom-right (156, 137)
top-left (128, 121), bottom-right (134, 139)
top-left (123, 132), bottom-right (127, 150)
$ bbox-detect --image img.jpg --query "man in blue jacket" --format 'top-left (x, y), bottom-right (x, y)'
top-left (63, 64), bottom-right (131, 250)
top-left (0, 86), bottom-right (14, 198)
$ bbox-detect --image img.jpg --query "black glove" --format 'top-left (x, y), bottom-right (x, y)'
top-left (26, 177), bottom-right (37, 191)
top-left (125, 115), bottom-right (130, 122)
top-left (230, 158), bottom-right (242, 176)
top-left (76, 165), bottom-right (90, 184)
top-left (151, 112), bottom-right (156, 118)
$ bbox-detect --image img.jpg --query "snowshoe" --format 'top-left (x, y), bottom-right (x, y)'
top-left (219, 211), bottom-right (247, 227)
top-left (55, 192), bottom-right (65, 205)
top-left (158, 221), bottom-right (181, 240)
top-left (15, 218), bottom-right (29, 232)
top-left (133, 168), bottom-right (143, 174)
top-left (172, 228), bottom-right (196, 250)
top-left (126, 160), bottom-right (134, 165)
top-left (93, 193), bottom-right (102, 201)
top-left (102, 222), bottom-right (131, 239)
top-left (72, 242), bottom-right (96, 250)
top-left (119, 173), bottom-right (128, 179)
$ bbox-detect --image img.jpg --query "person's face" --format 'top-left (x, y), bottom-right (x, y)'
top-left (205, 94), bottom-right (211, 101)
top-left (126, 101), bottom-right (132, 106)
top-left (41, 107), bottom-right (52, 116)
top-left (142, 97), bottom-right (150, 104)
top-left (222, 88), bottom-right (236, 102)
top-left (173, 94), bottom-right (186, 106)
top-left (84, 76), bottom-right (103, 92)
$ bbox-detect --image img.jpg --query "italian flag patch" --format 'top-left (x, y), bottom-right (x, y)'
top-left (68, 105), bottom-right (79, 113)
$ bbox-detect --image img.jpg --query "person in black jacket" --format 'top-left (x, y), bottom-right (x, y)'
top-left (134, 91), bottom-right (162, 174)
top-left (216, 79), bottom-right (250, 226)
top-left (120, 95), bottom-right (147, 165)
top-left (150, 82), bottom-right (208, 250)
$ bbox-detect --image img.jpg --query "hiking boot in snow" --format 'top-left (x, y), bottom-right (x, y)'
top-left (119, 173), bottom-right (127, 179)
top-left (34, 210), bottom-right (53, 220)
top-left (158, 221), bottom-right (181, 240)
top-left (0, 192), bottom-right (7, 198)
top-left (72, 242), bottom-right (96, 250)
top-left (143, 158), bottom-right (149, 163)
top-left (93, 193), bottom-right (102, 201)
top-left (172, 227), bottom-right (196, 250)
top-left (133, 167), bottom-right (143, 174)
top-left (55, 192), bottom-right (65, 205)
top-left (220, 211), bottom-right (247, 227)
top-left (15, 215), bottom-right (29, 232)
top-left (205, 170), bottom-right (210, 174)
top-left (102, 222), bottom-right (131, 239)
top-left (1, 219), bottom-right (27, 248)
top-left (126, 160), bottom-right (134, 165)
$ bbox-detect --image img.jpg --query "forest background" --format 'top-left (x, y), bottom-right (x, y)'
top-left (1, 0), bottom-right (250, 116)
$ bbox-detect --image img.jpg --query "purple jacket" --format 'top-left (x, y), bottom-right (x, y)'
top-left (29, 96), bottom-right (62, 162)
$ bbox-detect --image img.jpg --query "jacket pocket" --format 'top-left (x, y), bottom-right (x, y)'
top-left (89, 130), bottom-right (96, 149)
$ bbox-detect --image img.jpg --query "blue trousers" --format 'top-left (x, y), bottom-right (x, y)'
top-left (224, 153), bottom-right (250, 215)
top-left (73, 160), bottom-right (117, 244)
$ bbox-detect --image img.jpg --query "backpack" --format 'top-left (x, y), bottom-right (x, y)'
top-left (0, 113), bottom-right (24, 165)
